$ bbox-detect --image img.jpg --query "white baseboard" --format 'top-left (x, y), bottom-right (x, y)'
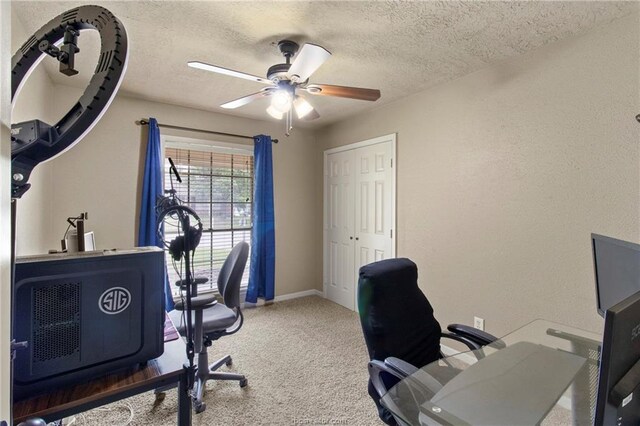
top-left (275, 289), bottom-right (323, 302)
top-left (243, 289), bottom-right (322, 308)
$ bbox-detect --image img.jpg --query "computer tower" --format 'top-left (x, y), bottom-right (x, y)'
top-left (12, 247), bottom-right (165, 400)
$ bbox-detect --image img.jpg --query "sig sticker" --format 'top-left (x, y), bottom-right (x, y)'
top-left (622, 393), bottom-right (633, 407)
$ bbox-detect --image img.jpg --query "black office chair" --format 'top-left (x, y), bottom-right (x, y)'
top-left (357, 258), bottom-right (500, 425)
top-left (168, 241), bottom-right (250, 413)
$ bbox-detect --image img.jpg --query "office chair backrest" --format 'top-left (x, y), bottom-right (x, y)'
top-left (358, 258), bottom-right (442, 368)
top-left (217, 241), bottom-right (249, 309)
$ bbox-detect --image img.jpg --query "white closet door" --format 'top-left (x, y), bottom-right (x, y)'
top-left (324, 135), bottom-right (395, 312)
top-left (325, 149), bottom-right (356, 310)
top-left (354, 142), bottom-right (394, 274)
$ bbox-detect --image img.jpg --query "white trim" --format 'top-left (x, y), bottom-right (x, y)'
top-left (243, 289), bottom-right (323, 308)
top-left (324, 133), bottom-right (397, 155)
top-left (161, 134), bottom-right (253, 156)
top-left (322, 134), bottom-right (398, 309)
top-left (275, 289), bottom-right (323, 302)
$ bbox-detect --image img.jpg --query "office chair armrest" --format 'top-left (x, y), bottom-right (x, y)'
top-left (384, 357), bottom-right (419, 377)
top-left (204, 309), bottom-right (244, 341)
top-left (371, 359), bottom-right (446, 397)
top-left (174, 294), bottom-right (217, 310)
top-left (441, 331), bottom-right (484, 351)
top-left (447, 324), bottom-right (504, 348)
top-left (369, 359), bottom-right (405, 399)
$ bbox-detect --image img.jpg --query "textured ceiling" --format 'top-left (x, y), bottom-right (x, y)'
top-left (12, 1), bottom-right (638, 128)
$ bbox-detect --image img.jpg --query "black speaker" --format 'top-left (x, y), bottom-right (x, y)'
top-left (12, 247), bottom-right (165, 400)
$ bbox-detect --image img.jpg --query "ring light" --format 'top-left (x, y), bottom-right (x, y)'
top-left (10, 5), bottom-right (128, 198)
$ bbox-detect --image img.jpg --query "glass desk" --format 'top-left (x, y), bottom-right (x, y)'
top-left (381, 320), bottom-right (602, 426)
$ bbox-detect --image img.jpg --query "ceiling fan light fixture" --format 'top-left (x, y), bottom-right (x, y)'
top-left (266, 105), bottom-right (284, 120)
top-left (294, 97), bottom-right (314, 119)
top-left (271, 90), bottom-right (292, 113)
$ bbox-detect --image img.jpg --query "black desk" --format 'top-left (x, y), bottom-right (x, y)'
top-left (13, 338), bottom-right (191, 425)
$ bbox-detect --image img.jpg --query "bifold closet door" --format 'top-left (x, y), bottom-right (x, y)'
top-left (353, 142), bottom-right (394, 272)
top-left (326, 149), bottom-right (356, 310)
top-left (325, 139), bottom-right (394, 311)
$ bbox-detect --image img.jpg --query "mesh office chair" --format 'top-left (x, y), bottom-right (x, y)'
top-left (168, 241), bottom-right (250, 413)
top-left (358, 258), bottom-right (500, 425)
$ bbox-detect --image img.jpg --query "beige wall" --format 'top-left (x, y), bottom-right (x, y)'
top-left (11, 10), bottom-right (57, 256)
top-left (1, 1), bottom-right (12, 422)
top-left (43, 85), bottom-right (322, 297)
top-left (318, 13), bottom-right (640, 335)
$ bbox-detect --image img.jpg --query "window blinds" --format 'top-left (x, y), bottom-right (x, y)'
top-left (164, 147), bottom-right (253, 294)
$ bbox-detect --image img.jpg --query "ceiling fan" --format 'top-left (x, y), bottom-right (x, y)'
top-left (188, 40), bottom-right (381, 135)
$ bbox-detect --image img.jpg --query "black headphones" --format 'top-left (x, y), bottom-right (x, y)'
top-left (156, 204), bottom-right (203, 261)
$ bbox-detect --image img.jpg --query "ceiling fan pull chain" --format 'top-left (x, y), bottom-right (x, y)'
top-left (285, 109), bottom-right (292, 137)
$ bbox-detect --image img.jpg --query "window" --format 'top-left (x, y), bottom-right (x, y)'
top-left (164, 145), bottom-right (253, 296)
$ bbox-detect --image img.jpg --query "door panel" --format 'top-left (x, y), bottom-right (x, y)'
top-left (326, 150), bottom-right (355, 310)
top-left (354, 142), bottom-right (394, 276)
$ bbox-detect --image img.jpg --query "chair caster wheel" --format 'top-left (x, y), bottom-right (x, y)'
top-left (226, 358), bottom-right (233, 367)
top-left (194, 401), bottom-right (206, 414)
top-left (239, 379), bottom-right (248, 388)
top-left (155, 391), bottom-right (166, 401)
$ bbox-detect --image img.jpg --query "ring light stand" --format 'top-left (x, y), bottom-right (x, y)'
top-left (157, 189), bottom-right (203, 391)
top-left (9, 6), bottom-right (128, 424)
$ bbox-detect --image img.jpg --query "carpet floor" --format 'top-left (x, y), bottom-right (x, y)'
top-left (80, 296), bottom-right (381, 426)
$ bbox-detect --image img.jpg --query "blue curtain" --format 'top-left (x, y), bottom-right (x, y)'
top-left (138, 117), bottom-right (174, 311)
top-left (246, 134), bottom-right (275, 303)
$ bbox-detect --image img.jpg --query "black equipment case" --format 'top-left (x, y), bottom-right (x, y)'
top-left (12, 247), bottom-right (165, 400)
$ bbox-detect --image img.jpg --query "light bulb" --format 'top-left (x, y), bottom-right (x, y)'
top-left (266, 105), bottom-right (284, 120)
top-left (271, 90), bottom-right (292, 113)
top-left (294, 97), bottom-right (314, 119)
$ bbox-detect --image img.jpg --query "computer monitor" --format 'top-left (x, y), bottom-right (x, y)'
top-left (592, 234), bottom-right (640, 317)
top-left (595, 290), bottom-right (640, 425)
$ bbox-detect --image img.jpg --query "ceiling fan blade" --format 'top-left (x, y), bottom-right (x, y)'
top-left (304, 84), bottom-right (380, 101)
top-left (188, 61), bottom-right (274, 85)
top-left (220, 90), bottom-right (270, 109)
top-left (287, 44), bottom-right (331, 82)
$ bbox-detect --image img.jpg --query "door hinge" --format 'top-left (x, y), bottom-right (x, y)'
top-left (390, 158), bottom-right (393, 168)
top-left (390, 229), bottom-right (393, 238)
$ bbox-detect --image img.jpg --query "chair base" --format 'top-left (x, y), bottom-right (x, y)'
top-left (192, 352), bottom-right (247, 414)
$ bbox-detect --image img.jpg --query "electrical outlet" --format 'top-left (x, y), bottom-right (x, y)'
top-left (474, 316), bottom-right (485, 331)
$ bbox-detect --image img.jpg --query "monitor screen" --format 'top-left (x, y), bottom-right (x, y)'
top-left (592, 234), bottom-right (640, 317)
top-left (595, 290), bottom-right (640, 425)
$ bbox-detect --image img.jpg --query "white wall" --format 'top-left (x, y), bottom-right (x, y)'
top-left (0, 1), bottom-right (12, 423)
top-left (44, 85), bottom-right (323, 297)
top-left (318, 13), bottom-right (640, 335)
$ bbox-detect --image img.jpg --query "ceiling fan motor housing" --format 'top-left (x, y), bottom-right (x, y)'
top-left (277, 40), bottom-right (299, 59)
top-left (267, 40), bottom-right (301, 82)
top-left (267, 63), bottom-right (291, 82)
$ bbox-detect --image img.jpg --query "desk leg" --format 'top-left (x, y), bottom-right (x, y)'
top-left (178, 373), bottom-right (192, 426)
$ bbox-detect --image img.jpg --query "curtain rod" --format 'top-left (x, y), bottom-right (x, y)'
top-left (137, 119), bottom-right (278, 143)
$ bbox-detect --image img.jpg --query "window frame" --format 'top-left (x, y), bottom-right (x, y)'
top-left (161, 135), bottom-right (254, 299)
